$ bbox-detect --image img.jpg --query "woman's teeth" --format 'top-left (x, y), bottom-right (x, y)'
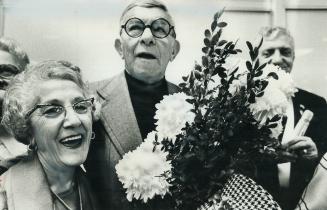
top-left (59, 135), bottom-right (83, 148)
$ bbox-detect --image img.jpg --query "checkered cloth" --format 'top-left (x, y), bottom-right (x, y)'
top-left (222, 174), bottom-right (281, 210)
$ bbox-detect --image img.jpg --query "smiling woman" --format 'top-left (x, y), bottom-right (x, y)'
top-left (0, 60), bottom-right (100, 210)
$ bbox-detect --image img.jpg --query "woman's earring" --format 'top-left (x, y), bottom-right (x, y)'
top-left (91, 132), bottom-right (95, 140)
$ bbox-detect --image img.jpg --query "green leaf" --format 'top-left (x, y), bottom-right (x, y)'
top-left (211, 20), bottom-right (217, 32)
top-left (214, 49), bottom-right (221, 54)
top-left (225, 41), bottom-right (233, 49)
top-left (228, 43), bottom-right (235, 50)
top-left (202, 47), bottom-right (209, 53)
top-left (246, 61), bottom-right (252, 71)
top-left (254, 60), bottom-right (259, 70)
top-left (214, 12), bottom-right (219, 21)
top-left (204, 38), bottom-right (210, 47)
top-left (267, 72), bottom-right (279, 80)
top-left (267, 123), bottom-right (278, 128)
top-left (230, 67), bottom-right (239, 75)
top-left (228, 50), bottom-right (237, 54)
top-left (270, 115), bottom-right (281, 122)
top-left (254, 70), bottom-right (263, 77)
top-left (218, 40), bottom-right (227, 46)
top-left (217, 22), bottom-right (227, 28)
top-left (250, 51), bottom-right (255, 61)
top-left (261, 80), bottom-right (269, 89)
top-left (179, 83), bottom-right (186, 88)
top-left (195, 64), bottom-right (202, 71)
top-left (205, 29), bottom-right (211, 38)
top-left (256, 91), bottom-right (264, 97)
top-left (246, 41), bottom-right (253, 52)
top-left (218, 70), bottom-right (227, 78)
top-left (211, 31), bottom-right (220, 45)
top-left (186, 98), bottom-right (196, 104)
top-left (194, 70), bottom-right (202, 80)
top-left (202, 56), bottom-right (209, 67)
top-left (258, 37), bottom-right (263, 49)
top-left (257, 63), bottom-right (267, 72)
top-left (253, 48), bottom-right (259, 59)
top-left (182, 75), bottom-right (188, 81)
top-left (248, 91), bottom-right (256, 103)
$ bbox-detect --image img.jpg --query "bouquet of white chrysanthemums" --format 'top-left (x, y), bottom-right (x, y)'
top-left (116, 11), bottom-right (296, 210)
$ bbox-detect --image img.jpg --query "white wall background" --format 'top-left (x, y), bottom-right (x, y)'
top-left (1, 0), bottom-right (327, 98)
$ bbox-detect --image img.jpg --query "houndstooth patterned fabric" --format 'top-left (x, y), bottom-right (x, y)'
top-left (222, 173), bottom-right (281, 210)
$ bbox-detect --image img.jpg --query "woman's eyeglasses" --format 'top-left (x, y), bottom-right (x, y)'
top-left (25, 97), bottom-right (94, 119)
top-left (0, 64), bottom-right (20, 79)
top-left (121, 18), bottom-right (174, 39)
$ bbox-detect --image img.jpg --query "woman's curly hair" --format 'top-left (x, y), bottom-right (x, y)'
top-left (1, 60), bottom-right (100, 145)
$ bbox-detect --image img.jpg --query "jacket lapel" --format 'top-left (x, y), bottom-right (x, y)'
top-left (97, 73), bottom-right (143, 157)
top-left (5, 155), bottom-right (53, 210)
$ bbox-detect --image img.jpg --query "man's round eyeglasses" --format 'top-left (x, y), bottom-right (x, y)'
top-left (25, 97), bottom-right (94, 119)
top-left (121, 18), bottom-right (174, 39)
top-left (0, 64), bottom-right (20, 79)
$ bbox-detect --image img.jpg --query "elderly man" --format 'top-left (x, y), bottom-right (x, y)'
top-left (85, 0), bottom-right (180, 209)
top-left (0, 37), bottom-right (29, 175)
top-left (255, 27), bottom-right (327, 210)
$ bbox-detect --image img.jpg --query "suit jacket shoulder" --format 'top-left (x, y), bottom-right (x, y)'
top-left (294, 88), bottom-right (327, 108)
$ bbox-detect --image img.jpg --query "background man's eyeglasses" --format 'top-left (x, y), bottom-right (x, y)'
top-left (121, 18), bottom-right (174, 39)
top-left (25, 97), bottom-right (94, 119)
top-left (0, 64), bottom-right (20, 79)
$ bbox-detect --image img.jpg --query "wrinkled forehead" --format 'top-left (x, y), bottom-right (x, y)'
top-left (120, 6), bottom-right (174, 26)
top-left (262, 34), bottom-right (294, 51)
top-left (261, 35), bottom-right (294, 52)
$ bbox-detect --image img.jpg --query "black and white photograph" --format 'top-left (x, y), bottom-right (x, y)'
top-left (0, 0), bottom-right (326, 209)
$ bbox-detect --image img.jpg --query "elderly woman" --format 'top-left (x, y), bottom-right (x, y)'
top-left (0, 60), bottom-right (99, 210)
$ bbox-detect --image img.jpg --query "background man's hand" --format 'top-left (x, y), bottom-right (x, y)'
top-left (282, 136), bottom-right (318, 160)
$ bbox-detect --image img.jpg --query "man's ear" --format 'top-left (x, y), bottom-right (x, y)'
top-left (170, 40), bottom-right (180, 61)
top-left (115, 39), bottom-right (124, 59)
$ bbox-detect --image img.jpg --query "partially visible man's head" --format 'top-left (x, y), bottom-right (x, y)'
top-left (258, 27), bottom-right (294, 73)
top-left (115, 0), bottom-right (180, 84)
top-left (0, 37), bottom-right (30, 101)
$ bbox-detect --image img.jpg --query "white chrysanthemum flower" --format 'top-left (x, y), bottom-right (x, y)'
top-left (263, 64), bottom-right (298, 98)
top-left (250, 84), bottom-right (288, 124)
top-left (269, 118), bottom-right (284, 139)
top-left (155, 93), bottom-right (195, 142)
top-left (115, 131), bottom-right (171, 203)
top-left (251, 64), bottom-right (297, 124)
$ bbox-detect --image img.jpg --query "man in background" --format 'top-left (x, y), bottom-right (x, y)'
top-left (256, 26), bottom-right (327, 210)
top-left (0, 37), bottom-right (29, 174)
top-left (85, 0), bottom-right (180, 209)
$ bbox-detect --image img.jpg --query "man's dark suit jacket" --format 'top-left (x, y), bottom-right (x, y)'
top-left (85, 73), bottom-right (179, 210)
top-left (256, 89), bottom-right (327, 210)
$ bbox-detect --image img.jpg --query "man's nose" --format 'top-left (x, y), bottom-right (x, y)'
top-left (270, 50), bottom-right (283, 65)
top-left (140, 27), bottom-right (155, 45)
top-left (63, 107), bottom-right (82, 128)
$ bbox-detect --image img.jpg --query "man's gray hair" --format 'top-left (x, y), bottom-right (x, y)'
top-left (259, 26), bottom-right (295, 51)
top-left (0, 37), bottom-right (30, 71)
